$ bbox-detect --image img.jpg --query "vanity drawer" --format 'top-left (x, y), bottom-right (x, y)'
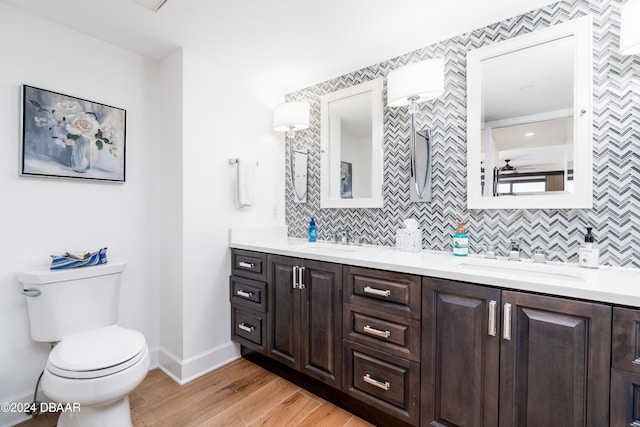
top-left (344, 266), bottom-right (421, 319)
top-left (613, 307), bottom-right (640, 373)
top-left (231, 249), bottom-right (267, 281)
top-left (231, 306), bottom-right (265, 353)
top-left (343, 340), bottom-right (419, 425)
top-left (343, 303), bottom-right (420, 362)
top-left (230, 276), bottom-right (266, 312)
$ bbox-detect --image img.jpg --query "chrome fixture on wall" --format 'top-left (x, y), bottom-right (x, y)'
top-left (387, 59), bottom-right (444, 202)
top-left (620, 0), bottom-right (640, 55)
top-left (273, 101), bottom-right (310, 203)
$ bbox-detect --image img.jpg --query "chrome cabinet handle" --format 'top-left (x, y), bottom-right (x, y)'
top-left (503, 303), bottom-right (512, 340)
top-left (363, 325), bottom-right (391, 339)
top-left (363, 286), bottom-right (390, 297)
top-left (238, 323), bottom-right (255, 333)
top-left (292, 266), bottom-right (299, 289)
top-left (488, 300), bottom-right (497, 336)
top-left (21, 288), bottom-right (41, 298)
top-left (238, 261), bottom-right (255, 269)
top-left (298, 266), bottom-right (305, 289)
top-left (363, 374), bottom-right (390, 391)
top-left (236, 290), bottom-right (253, 298)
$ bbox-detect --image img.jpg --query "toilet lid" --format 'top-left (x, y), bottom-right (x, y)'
top-left (48, 325), bottom-right (146, 379)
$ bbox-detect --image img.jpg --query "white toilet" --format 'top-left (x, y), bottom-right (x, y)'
top-left (18, 260), bottom-right (149, 427)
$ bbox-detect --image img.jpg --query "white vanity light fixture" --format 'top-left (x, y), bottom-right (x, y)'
top-left (273, 101), bottom-right (311, 203)
top-left (387, 58), bottom-right (445, 202)
top-left (621, 0), bottom-right (640, 55)
top-left (273, 101), bottom-right (310, 137)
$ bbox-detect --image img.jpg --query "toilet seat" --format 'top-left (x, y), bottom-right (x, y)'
top-left (48, 325), bottom-right (146, 379)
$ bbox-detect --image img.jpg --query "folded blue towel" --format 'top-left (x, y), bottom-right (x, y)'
top-left (50, 248), bottom-right (108, 270)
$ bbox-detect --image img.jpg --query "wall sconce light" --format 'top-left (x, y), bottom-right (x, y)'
top-left (273, 101), bottom-right (310, 203)
top-left (621, 0), bottom-right (640, 55)
top-left (387, 58), bottom-right (444, 202)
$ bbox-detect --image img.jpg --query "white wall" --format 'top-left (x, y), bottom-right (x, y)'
top-left (157, 47), bottom-right (285, 383)
top-left (0, 4), bottom-right (284, 426)
top-left (0, 4), bottom-right (160, 426)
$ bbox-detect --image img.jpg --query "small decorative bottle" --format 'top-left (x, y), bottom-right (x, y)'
top-left (308, 217), bottom-right (317, 242)
top-left (578, 227), bottom-right (599, 268)
top-left (453, 221), bottom-right (469, 257)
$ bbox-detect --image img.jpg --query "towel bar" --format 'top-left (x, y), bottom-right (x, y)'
top-left (228, 158), bottom-right (259, 166)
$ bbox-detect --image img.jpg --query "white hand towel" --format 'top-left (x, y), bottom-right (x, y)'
top-left (237, 160), bottom-right (256, 208)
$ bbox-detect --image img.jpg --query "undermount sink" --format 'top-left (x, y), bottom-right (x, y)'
top-left (456, 258), bottom-right (584, 283)
top-left (292, 242), bottom-right (359, 253)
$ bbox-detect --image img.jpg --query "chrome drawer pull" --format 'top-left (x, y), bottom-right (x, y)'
top-left (488, 300), bottom-right (497, 336)
top-left (292, 266), bottom-right (299, 289)
top-left (238, 261), bottom-right (255, 269)
top-left (236, 290), bottom-right (254, 298)
top-left (363, 325), bottom-right (391, 339)
top-left (363, 374), bottom-right (390, 391)
top-left (503, 303), bottom-right (512, 340)
top-left (238, 323), bottom-right (255, 333)
top-left (363, 286), bottom-right (391, 297)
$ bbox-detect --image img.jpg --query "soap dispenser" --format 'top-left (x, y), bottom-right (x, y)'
top-left (578, 227), bottom-right (599, 268)
top-left (453, 221), bottom-right (469, 257)
top-left (308, 217), bottom-right (317, 242)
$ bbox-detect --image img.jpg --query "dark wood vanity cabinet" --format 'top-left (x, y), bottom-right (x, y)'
top-left (611, 307), bottom-right (640, 426)
top-left (230, 249), bottom-right (618, 427)
top-left (229, 250), bottom-right (268, 353)
top-left (421, 278), bottom-right (501, 427)
top-left (422, 278), bottom-right (611, 427)
top-left (499, 291), bottom-right (611, 427)
top-left (266, 254), bottom-right (343, 388)
top-left (343, 266), bottom-right (422, 425)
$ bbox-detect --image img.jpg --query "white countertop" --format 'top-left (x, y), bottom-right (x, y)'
top-left (229, 226), bottom-right (640, 308)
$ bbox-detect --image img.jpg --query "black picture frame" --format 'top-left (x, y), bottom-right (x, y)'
top-left (21, 84), bottom-right (126, 182)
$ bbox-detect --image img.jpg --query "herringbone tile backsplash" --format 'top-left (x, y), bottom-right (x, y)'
top-left (284, 0), bottom-right (640, 269)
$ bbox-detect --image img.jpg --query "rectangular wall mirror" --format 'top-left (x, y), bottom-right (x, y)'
top-left (466, 16), bottom-right (593, 209)
top-left (320, 78), bottom-right (384, 208)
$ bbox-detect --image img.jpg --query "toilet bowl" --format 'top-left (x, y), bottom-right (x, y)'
top-left (41, 325), bottom-right (150, 427)
top-left (18, 260), bottom-right (149, 427)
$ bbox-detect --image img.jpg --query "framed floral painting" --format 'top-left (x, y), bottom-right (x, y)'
top-left (21, 85), bottom-right (126, 182)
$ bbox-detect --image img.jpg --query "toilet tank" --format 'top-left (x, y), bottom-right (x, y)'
top-left (18, 261), bottom-right (127, 342)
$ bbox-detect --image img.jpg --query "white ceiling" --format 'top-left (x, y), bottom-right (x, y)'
top-left (1, 0), bottom-right (556, 105)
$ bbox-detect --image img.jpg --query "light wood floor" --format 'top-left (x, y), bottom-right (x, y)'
top-left (16, 357), bottom-right (374, 427)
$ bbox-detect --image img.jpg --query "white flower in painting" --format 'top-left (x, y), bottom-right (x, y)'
top-left (67, 113), bottom-right (100, 138)
top-left (99, 122), bottom-right (118, 142)
top-left (29, 97), bottom-right (120, 158)
top-left (34, 116), bottom-right (50, 127)
top-left (53, 136), bottom-right (74, 147)
top-left (53, 100), bottom-right (82, 115)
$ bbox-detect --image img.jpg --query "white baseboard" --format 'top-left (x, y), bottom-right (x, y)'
top-left (158, 341), bottom-right (241, 385)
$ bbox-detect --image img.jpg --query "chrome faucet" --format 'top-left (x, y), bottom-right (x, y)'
top-left (533, 248), bottom-right (559, 263)
top-left (335, 229), bottom-right (349, 245)
top-left (508, 240), bottom-right (521, 261)
top-left (533, 248), bottom-right (547, 263)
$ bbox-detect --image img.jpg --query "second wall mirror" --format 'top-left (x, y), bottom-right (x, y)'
top-left (466, 15), bottom-right (593, 209)
top-left (320, 78), bottom-right (384, 208)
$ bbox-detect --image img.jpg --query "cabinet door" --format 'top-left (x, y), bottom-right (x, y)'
top-left (299, 259), bottom-right (342, 387)
top-left (266, 254), bottom-right (300, 369)
top-left (611, 367), bottom-right (640, 427)
top-left (421, 278), bottom-right (500, 427)
top-left (499, 291), bottom-right (611, 427)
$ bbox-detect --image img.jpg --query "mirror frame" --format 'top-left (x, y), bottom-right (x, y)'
top-left (320, 78), bottom-right (384, 208)
top-left (466, 15), bottom-right (593, 209)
